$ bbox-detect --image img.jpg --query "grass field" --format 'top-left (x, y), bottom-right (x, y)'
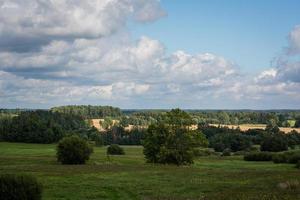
top-left (0, 142), bottom-right (299, 200)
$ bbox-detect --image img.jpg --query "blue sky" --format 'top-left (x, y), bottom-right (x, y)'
top-left (131, 0), bottom-right (300, 73)
top-left (0, 0), bottom-right (300, 109)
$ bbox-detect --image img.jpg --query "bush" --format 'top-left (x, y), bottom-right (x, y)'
top-left (272, 151), bottom-right (300, 164)
top-left (0, 174), bottom-right (42, 200)
top-left (260, 135), bottom-right (288, 152)
top-left (221, 148), bottom-right (231, 156)
top-left (57, 136), bottom-right (93, 164)
top-left (272, 154), bottom-right (288, 163)
top-left (296, 161), bottom-right (300, 169)
top-left (287, 153), bottom-right (300, 164)
top-left (107, 144), bottom-right (125, 155)
top-left (244, 152), bottom-right (273, 161)
top-left (193, 148), bottom-right (219, 157)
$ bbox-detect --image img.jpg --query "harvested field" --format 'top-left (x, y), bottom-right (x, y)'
top-left (210, 124), bottom-right (300, 133)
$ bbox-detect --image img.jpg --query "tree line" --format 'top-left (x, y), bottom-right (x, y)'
top-left (50, 105), bottom-right (122, 119)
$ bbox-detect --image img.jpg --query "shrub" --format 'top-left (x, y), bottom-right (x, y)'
top-left (244, 152), bottom-right (273, 161)
top-left (260, 135), bottom-right (288, 152)
top-left (193, 148), bottom-right (219, 157)
top-left (0, 174), bottom-right (42, 200)
top-left (272, 154), bottom-right (288, 163)
top-left (107, 144), bottom-right (125, 155)
top-left (272, 151), bottom-right (300, 164)
top-left (287, 153), bottom-right (300, 164)
top-left (296, 161), bottom-right (300, 169)
top-left (57, 136), bottom-right (93, 164)
top-left (221, 148), bottom-right (231, 156)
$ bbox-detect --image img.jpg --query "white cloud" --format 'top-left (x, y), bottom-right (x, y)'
top-left (0, 0), bottom-right (165, 52)
top-left (0, 0), bottom-right (299, 108)
top-left (288, 25), bottom-right (300, 55)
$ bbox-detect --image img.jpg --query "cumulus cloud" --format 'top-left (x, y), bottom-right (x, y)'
top-left (0, 0), bottom-right (299, 108)
top-left (0, 0), bottom-right (165, 52)
top-left (231, 25), bottom-right (300, 104)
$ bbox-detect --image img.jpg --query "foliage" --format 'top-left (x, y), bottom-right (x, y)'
top-left (260, 134), bottom-right (288, 152)
top-left (56, 136), bottom-right (93, 164)
top-left (286, 130), bottom-right (300, 148)
top-left (272, 151), bottom-right (300, 164)
top-left (0, 110), bottom-right (87, 143)
top-left (51, 105), bottom-right (122, 118)
top-left (221, 148), bottom-right (231, 156)
top-left (295, 118), bottom-right (300, 128)
top-left (210, 133), bottom-right (252, 152)
top-left (244, 152), bottom-right (274, 161)
top-left (297, 161), bottom-right (300, 169)
top-left (143, 109), bottom-right (208, 165)
top-left (193, 148), bottom-right (219, 157)
top-left (0, 174), bottom-right (42, 200)
top-left (272, 154), bottom-right (288, 163)
top-left (95, 134), bottom-right (104, 147)
top-left (107, 144), bottom-right (125, 155)
top-left (102, 126), bottom-right (146, 145)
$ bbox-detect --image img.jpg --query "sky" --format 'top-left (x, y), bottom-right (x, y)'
top-left (0, 0), bottom-right (300, 109)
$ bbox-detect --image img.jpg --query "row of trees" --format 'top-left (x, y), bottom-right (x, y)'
top-left (187, 110), bottom-right (300, 127)
top-left (51, 105), bottom-right (122, 118)
top-left (199, 125), bottom-right (300, 153)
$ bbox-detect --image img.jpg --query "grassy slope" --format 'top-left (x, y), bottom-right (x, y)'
top-left (0, 142), bottom-right (299, 200)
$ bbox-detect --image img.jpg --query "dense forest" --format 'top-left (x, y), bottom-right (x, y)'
top-left (0, 111), bottom-right (87, 143)
top-left (51, 105), bottom-right (122, 119)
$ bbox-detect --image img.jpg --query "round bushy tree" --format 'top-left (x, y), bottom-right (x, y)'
top-left (260, 135), bottom-right (288, 152)
top-left (107, 144), bottom-right (125, 155)
top-left (0, 174), bottom-right (42, 200)
top-left (56, 136), bottom-right (93, 164)
top-left (143, 109), bottom-right (208, 165)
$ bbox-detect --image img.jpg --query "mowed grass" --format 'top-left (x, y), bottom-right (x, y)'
top-left (0, 142), bottom-right (299, 200)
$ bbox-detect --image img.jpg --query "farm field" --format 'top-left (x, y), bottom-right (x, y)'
top-left (0, 142), bottom-right (299, 200)
top-left (210, 124), bottom-right (300, 133)
top-left (91, 118), bottom-right (300, 133)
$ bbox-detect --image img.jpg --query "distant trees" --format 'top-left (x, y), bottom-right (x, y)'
top-left (51, 105), bottom-right (122, 118)
top-left (260, 134), bottom-right (288, 152)
top-left (295, 118), bottom-right (300, 128)
top-left (143, 109), bottom-right (208, 165)
top-left (56, 136), bottom-right (93, 164)
top-left (210, 133), bottom-right (252, 152)
top-left (0, 111), bottom-right (87, 143)
top-left (102, 126), bottom-right (146, 145)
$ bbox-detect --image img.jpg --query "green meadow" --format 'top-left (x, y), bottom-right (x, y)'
top-left (0, 142), bottom-right (299, 200)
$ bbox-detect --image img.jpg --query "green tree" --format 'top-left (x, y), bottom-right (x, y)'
top-left (260, 134), bottom-right (288, 152)
top-left (143, 109), bottom-right (208, 165)
top-left (57, 136), bottom-right (93, 164)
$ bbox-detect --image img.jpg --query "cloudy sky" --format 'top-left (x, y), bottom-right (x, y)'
top-left (0, 0), bottom-right (300, 109)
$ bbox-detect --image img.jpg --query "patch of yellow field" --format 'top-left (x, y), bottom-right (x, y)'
top-left (209, 124), bottom-right (300, 133)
